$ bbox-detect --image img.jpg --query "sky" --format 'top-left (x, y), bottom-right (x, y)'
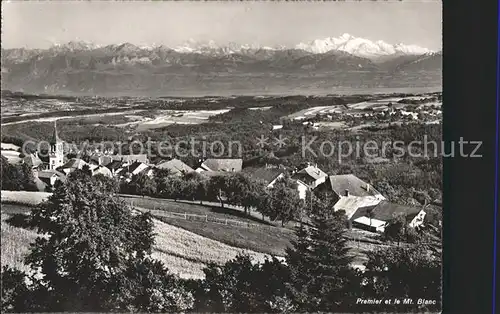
top-left (1, 1), bottom-right (442, 50)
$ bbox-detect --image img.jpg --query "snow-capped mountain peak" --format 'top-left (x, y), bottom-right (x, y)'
top-left (296, 33), bottom-right (433, 58)
top-left (172, 39), bottom-right (266, 55)
top-left (50, 41), bottom-right (101, 51)
top-left (42, 35), bottom-right (435, 60)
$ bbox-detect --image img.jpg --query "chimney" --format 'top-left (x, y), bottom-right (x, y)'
top-left (344, 189), bottom-right (349, 197)
top-left (366, 184), bottom-right (370, 192)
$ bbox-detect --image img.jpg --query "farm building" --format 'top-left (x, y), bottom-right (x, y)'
top-left (105, 160), bottom-right (125, 175)
top-left (116, 161), bottom-right (152, 179)
top-left (243, 166), bottom-right (287, 188)
top-left (291, 163), bottom-right (327, 189)
top-left (37, 169), bottom-right (67, 188)
top-left (315, 174), bottom-right (386, 205)
top-left (156, 158), bottom-right (194, 176)
top-left (348, 200), bottom-right (426, 233)
top-left (197, 158), bottom-right (243, 173)
top-left (352, 216), bottom-right (387, 233)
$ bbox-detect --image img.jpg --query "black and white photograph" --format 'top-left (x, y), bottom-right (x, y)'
top-left (1, 1), bottom-right (443, 313)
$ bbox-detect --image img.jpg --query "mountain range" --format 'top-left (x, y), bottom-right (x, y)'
top-left (1, 34), bottom-right (442, 96)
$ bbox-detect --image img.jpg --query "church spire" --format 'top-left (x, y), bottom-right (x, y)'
top-left (50, 120), bottom-right (61, 144)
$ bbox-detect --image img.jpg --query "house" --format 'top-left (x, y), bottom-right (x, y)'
top-left (333, 195), bottom-right (384, 220)
top-left (60, 158), bottom-right (90, 175)
top-left (23, 153), bottom-right (43, 169)
top-left (116, 161), bottom-right (152, 179)
top-left (106, 160), bottom-right (125, 175)
top-left (243, 166), bottom-right (287, 188)
top-left (92, 165), bottom-right (113, 178)
top-left (60, 158), bottom-right (88, 174)
top-left (290, 163), bottom-right (328, 199)
top-left (291, 163), bottom-right (327, 189)
top-left (156, 158), bottom-right (194, 176)
top-left (315, 174), bottom-right (386, 205)
top-left (112, 154), bottom-right (149, 165)
top-left (352, 216), bottom-right (387, 233)
top-left (295, 180), bottom-right (310, 200)
top-left (37, 169), bottom-right (66, 188)
top-left (89, 154), bottom-right (114, 167)
top-left (197, 158), bottom-right (243, 173)
top-left (243, 151), bottom-right (282, 168)
top-left (348, 201), bottom-right (426, 233)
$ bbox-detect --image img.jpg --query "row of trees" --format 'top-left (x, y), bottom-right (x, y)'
top-left (120, 170), bottom-right (304, 226)
top-left (1, 173), bottom-right (441, 312)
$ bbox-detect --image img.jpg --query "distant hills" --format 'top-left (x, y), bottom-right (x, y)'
top-left (1, 35), bottom-right (442, 96)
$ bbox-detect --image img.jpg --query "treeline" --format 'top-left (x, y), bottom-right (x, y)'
top-left (1, 172), bottom-right (441, 313)
top-left (120, 170), bottom-right (303, 226)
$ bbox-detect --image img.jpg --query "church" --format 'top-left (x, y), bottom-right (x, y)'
top-left (48, 120), bottom-right (64, 170)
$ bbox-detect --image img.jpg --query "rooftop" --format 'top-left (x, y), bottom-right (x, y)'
top-left (366, 201), bottom-right (423, 222)
top-left (334, 195), bottom-right (383, 219)
top-left (243, 167), bottom-right (286, 184)
top-left (61, 158), bottom-right (88, 170)
top-left (294, 164), bottom-right (327, 181)
top-left (327, 174), bottom-right (384, 198)
top-left (156, 158), bottom-right (194, 175)
top-left (201, 158), bottom-right (243, 172)
top-left (50, 120), bottom-right (62, 144)
top-left (353, 216), bottom-right (387, 228)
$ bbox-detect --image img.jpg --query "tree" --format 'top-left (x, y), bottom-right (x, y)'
top-left (223, 173), bottom-right (262, 215)
top-left (181, 171), bottom-right (207, 202)
top-left (258, 177), bottom-right (302, 226)
top-left (384, 213), bottom-right (420, 245)
top-left (361, 245), bottom-right (441, 313)
top-left (208, 175), bottom-right (229, 208)
top-left (183, 172), bottom-right (209, 205)
top-left (127, 173), bottom-right (157, 197)
top-left (1, 155), bottom-right (37, 191)
top-left (153, 168), bottom-right (172, 195)
top-left (1, 173), bottom-right (192, 312)
top-left (190, 255), bottom-right (290, 313)
top-left (285, 208), bottom-right (360, 312)
top-left (164, 175), bottom-right (186, 201)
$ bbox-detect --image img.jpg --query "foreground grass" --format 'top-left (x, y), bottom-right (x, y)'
top-left (122, 195), bottom-right (295, 256)
top-left (155, 216), bottom-right (294, 256)
top-left (121, 195), bottom-right (273, 226)
top-left (151, 218), bottom-right (274, 279)
top-left (1, 205), bottom-right (39, 274)
top-left (1, 191), bottom-right (51, 206)
top-left (0, 203), bottom-right (276, 280)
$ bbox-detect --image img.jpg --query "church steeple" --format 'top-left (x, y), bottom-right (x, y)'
top-left (49, 120), bottom-right (64, 170)
top-left (50, 120), bottom-right (61, 145)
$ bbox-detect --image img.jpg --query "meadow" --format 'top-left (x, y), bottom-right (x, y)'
top-left (123, 195), bottom-right (295, 256)
top-left (0, 197), bottom-right (279, 280)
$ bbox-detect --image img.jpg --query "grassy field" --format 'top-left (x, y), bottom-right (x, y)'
top-left (121, 195), bottom-right (276, 226)
top-left (155, 216), bottom-right (294, 257)
top-left (1, 204), bottom-right (40, 273)
top-left (0, 202), bottom-right (276, 280)
top-left (1, 193), bottom-right (377, 278)
top-left (1, 191), bottom-right (52, 206)
top-left (151, 218), bottom-right (273, 279)
top-left (122, 195), bottom-right (295, 256)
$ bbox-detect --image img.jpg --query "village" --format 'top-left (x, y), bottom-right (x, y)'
top-left (4, 120), bottom-right (435, 237)
top-left (0, 2), bottom-right (445, 311)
